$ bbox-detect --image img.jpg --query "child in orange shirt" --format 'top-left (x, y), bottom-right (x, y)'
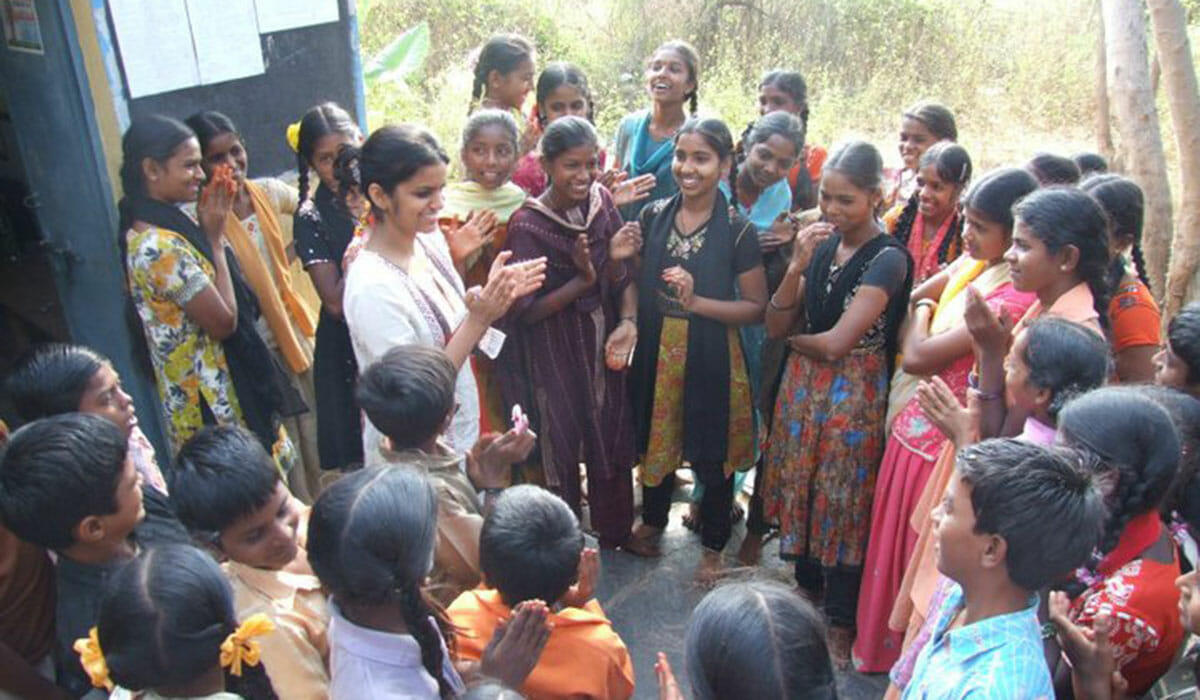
top-left (447, 486), bottom-right (635, 700)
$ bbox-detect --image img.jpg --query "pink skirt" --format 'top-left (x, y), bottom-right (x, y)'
top-left (852, 434), bottom-right (937, 672)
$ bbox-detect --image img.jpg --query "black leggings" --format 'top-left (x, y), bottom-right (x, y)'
top-left (643, 461), bottom-right (735, 551)
top-left (794, 556), bottom-right (862, 628)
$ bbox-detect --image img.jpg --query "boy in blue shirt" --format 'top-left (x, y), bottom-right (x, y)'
top-left (903, 439), bottom-right (1106, 700)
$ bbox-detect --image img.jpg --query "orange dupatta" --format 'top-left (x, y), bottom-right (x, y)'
top-left (222, 181), bottom-right (316, 374)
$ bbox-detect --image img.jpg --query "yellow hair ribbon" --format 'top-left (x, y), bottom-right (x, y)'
top-left (73, 627), bottom-right (114, 691)
top-left (219, 613), bottom-right (276, 677)
top-left (286, 122), bottom-right (302, 153)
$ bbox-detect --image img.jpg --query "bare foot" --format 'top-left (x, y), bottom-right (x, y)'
top-left (695, 548), bottom-right (726, 586)
top-left (682, 504), bottom-right (700, 532)
top-left (736, 532), bottom-right (763, 566)
top-left (827, 625), bottom-right (854, 670)
top-left (621, 524), bottom-right (663, 557)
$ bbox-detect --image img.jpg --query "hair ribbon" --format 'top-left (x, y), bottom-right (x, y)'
top-left (219, 613), bottom-right (276, 677)
top-left (286, 122), bottom-right (302, 153)
top-left (74, 627), bottom-right (114, 691)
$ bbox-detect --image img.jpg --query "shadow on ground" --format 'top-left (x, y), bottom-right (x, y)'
top-left (590, 478), bottom-right (889, 700)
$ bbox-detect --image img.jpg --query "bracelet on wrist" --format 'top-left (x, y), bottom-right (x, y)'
top-left (914, 299), bottom-right (937, 312)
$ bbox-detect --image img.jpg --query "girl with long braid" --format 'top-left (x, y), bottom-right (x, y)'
top-left (291, 103), bottom-right (364, 472)
top-left (613, 40), bottom-right (700, 220)
top-left (469, 34), bottom-right (537, 155)
top-left (884, 142), bottom-right (972, 286)
top-left (1081, 174), bottom-right (1162, 383)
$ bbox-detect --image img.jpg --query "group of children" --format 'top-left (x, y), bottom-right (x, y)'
top-left (4, 28), bottom-right (1200, 700)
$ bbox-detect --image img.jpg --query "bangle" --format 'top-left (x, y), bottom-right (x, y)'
top-left (914, 299), bottom-right (937, 312)
top-left (620, 315), bottom-right (636, 325)
top-left (967, 372), bottom-right (1002, 401)
top-left (769, 292), bottom-right (797, 311)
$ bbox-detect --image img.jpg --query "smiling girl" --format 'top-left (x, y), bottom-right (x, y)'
top-left (470, 34), bottom-right (537, 154)
top-left (887, 142), bottom-right (971, 285)
top-left (613, 40), bottom-right (700, 220)
top-left (884, 102), bottom-right (957, 212)
top-left (498, 116), bottom-right (642, 550)
top-left (342, 125), bottom-right (545, 460)
top-left (626, 118), bottom-right (767, 579)
top-left (761, 141), bottom-right (913, 665)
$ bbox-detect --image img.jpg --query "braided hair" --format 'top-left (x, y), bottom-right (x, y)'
top-left (331, 143), bottom-right (361, 216)
top-left (96, 544), bottom-right (278, 698)
top-left (1080, 173), bottom-right (1152, 293)
top-left (890, 142), bottom-right (972, 266)
top-left (1013, 187), bottom-right (1113, 332)
top-left (307, 466), bottom-right (455, 699)
top-left (471, 34), bottom-right (535, 114)
top-left (1059, 388), bottom-right (1180, 560)
top-left (534, 62), bottom-right (594, 126)
top-left (295, 102), bottom-right (358, 204)
top-left (652, 40), bottom-right (700, 114)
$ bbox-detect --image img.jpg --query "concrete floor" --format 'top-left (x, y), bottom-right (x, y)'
top-left (588, 476), bottom-right (889, 700)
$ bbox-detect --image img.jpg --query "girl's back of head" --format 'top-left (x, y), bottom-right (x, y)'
top-left (294, 102), bottom-right (358, 203)
top-left (1027, 152), bottom-right (1082, 186)
top-left (1013, 186), bottom-right (1113, 327)
top-left (685, 580), bottom-right (836, 700)
top-left (1020, 317), bottom-right (1111, 423)
top-left (1080, 173), bottom-right (1151, 291)
top-left (823, 140), bottom-right (884, 192)
top-left (95, 543), bottom-right (276, 698)
top-left (962, 167), bottom-right (1039, 231)
top-left (902, 101), bottom-right (957, 142)
top-left (307, 465), bottom-right (454, 697)
top-left (1119, 385), bottom-right (1200, 534)
top-left (1058, 387), bottom-right (1181, 555)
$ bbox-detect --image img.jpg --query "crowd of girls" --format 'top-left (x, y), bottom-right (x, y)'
top-left (11, 27), bottom-right (1200, 700)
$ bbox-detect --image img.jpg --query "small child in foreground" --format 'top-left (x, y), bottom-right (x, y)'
top-left (448, 485), bottom-right (635, 700)
top-left (902, 439), bottom-right (1106, 699)
top-left (75, 543), bottom-right (277, 699)
top-left (171, 425), bottom-right (330, 699)
top-left (308, 466), bottom-right (550, 699)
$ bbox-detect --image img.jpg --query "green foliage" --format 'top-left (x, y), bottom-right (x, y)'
top-left (358, 0), bottom-right (1101, 171)
top-left (363, 21), bottom-right (430, 84)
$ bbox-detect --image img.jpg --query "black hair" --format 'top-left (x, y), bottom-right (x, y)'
top-left (759, 70), bottom-right (809, 126)
top-left (675, 117), bottom-right (736, 202)
top-left (356, 345), bottom-right (457, 451)
top-left (96, 544), bottom-right (277, 698)
top-left (170, 425), bottom-right (281, 541)
top-left (955, 438), bottom-right (1106, 591)
top-left (1059, 388), bottom-right (1180, 559)
top-left (1080, 173), bottom-right (1152, 292)
top-left (479, 485), bottom-right (583, 607)
top-left (1020, 317), bottom-right (1111, 422)
top-left (1168, 302), bottom-right (1200, 386)
top-left (1074, 152), bottom-right (1109, 177)
top-left (1115, 385), bottom-right (1200, 536)
top-left (4, 343), bottom-right (108, 421)
top-left (1013, 187), bottom-right (1113, 331)
top-left (902, 101), bottom-right (958, 141)
top-left (472, 34), bottom-right (536, 111)
top-left (462, 108), bottom-right (521, 152)
top-left (745, 111), bottom-right (805, 162)
top-left (822, 140), bottom-right (884, 192)
top-left (962, 167), bottom-right (1039, 232)
top-left (684, 580), bottom-right (836, 700)
top-left (535, 62), bottom-right (594, 125)
top-left (539, 114), bottom-right (599, 166)
top-left (184, 110), bottom-right (239, 160)
top-left (295, 102), bottom-right (358, 204)
top-left (307, 466), bottom-right (453, 698)
top-left (332, 143), bottom-right (362, 215)
top-left (0, 413), bottom-right (127, 550)
top-left (652, 40), bottom-right (700, 114)
top-left (1027, 152), bottom-right (1082, 186)
top-left (360, 124), bottom-right (449, 220)
top-left (890, 142), bottom-right (972, 265)
top-left (116, 115), bottom-right (196, 376)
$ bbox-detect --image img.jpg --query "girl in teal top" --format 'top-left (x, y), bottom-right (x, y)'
top-left (612, 40), bottom-right (699, 220)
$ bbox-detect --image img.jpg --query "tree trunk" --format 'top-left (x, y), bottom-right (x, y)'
top-left (1094, 0), bottom-right (1116, 164)
top-left (1148, 0), bottom-right (1200, 315)
top-left (1102, 0), bottom-right (1174, 297)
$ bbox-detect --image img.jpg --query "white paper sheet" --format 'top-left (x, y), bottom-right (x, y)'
top-left (253, 0), bottom-right (339, 33)
top-left (187, 0), bottom-right (264, 85)
top-left (108, 0), bottom-right (199, 97)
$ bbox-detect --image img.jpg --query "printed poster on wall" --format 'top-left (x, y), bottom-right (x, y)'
top-left (1, 0), bottom-right (44, 54)
top-left (253, 0), bottom-right (339, 34)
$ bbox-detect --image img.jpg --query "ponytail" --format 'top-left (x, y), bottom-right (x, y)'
top-left (1130, 243), bottom-right (1152, 290)
top-left (293, 102), bottom-right (358, 204)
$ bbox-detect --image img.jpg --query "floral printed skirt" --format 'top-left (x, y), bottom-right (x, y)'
top-left (762, 349), bottom-right (888, 567)
top-left (641, 317), bottom-right (755, 486)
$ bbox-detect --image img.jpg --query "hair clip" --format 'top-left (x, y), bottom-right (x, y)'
top-left (219, 613), bottom-right (276, 677)
top-left (74, 627), bottom-right (114, 691)
top-left (286, 122), bottom-right (302, 153)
